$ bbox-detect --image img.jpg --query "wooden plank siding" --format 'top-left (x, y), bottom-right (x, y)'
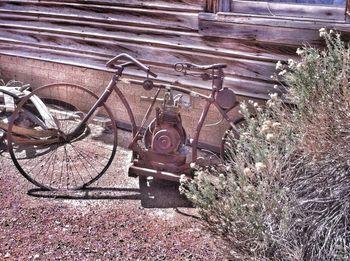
top-left (0, 0), bottom-right (349, 100)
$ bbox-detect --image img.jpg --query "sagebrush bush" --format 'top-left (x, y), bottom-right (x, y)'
top-left (180, 29), bottom-right (350, 260)
top-left (181, 96), bottom-right (301, 260)
top-left (283, 29), bottom-right (350, 260)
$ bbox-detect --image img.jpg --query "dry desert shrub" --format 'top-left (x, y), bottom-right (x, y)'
top-left (180, 30), bottom-right (350, 261)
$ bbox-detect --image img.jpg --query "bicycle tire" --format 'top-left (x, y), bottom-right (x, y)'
top-left (7, 83), bottom-right (117, 190)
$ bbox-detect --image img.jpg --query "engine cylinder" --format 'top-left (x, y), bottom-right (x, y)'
top-left (151, 128), bottom-right (181, 154)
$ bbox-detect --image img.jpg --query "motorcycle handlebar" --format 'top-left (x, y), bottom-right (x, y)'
top-left (174, 62), bottom-right (227, 73)
top-left (106, 53), bottom-right (158, 78)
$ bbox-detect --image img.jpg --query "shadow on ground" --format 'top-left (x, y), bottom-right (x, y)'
top-left (2, 131), bottom-right (192, 209)
top-left (27, 187), bottom-right (141, 200)
top-left (27, 178), bottom-right (192, 209)
top-left (139, 178), bottom-right (192, 208)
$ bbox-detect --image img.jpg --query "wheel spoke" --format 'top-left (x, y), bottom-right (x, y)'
top-left (39, 145), bottom-right (59, 185)
top-left (67, 143), bottom-right (98, 184)
top-left (70, 141), bottom-right (113, 166)
top-left (8, 84), bottom-right (117, 190)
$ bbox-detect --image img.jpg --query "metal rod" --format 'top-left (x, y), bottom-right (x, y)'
top-left (191, 98), bottom-right (212, 161)
top-left (127, 79), bottom-right (210, 100)
top-left (128, 88), bottom-right (161, 149)
top-left (69, 74), bottom-right (118, 138)
top-left (112, 81), bottom-right (138, 137)
top-left (129, 165), bottom-right (190, 182)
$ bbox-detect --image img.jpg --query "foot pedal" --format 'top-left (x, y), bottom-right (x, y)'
top-left (128, 166), bottom-right (138, 178)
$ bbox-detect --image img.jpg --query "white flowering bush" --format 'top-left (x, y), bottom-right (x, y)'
top-left (181, 97), bottom-right (301, 260)
top-left (181, 29), bottom-right (350, 260)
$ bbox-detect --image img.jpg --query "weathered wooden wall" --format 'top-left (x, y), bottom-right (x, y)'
top-left (0, 0), bottom-right (350, 147)
top-left (1, 0), bottom-right (349, 98)
top-left (0, 0), bottom-right (288, 100)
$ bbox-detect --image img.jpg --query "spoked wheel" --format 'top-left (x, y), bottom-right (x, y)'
top-left (7, 83), bottom-right (117, 190)
top-left (220, 116), bottom-right (245, 161)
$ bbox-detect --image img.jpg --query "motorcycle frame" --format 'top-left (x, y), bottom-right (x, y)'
top-left (71, 66), bottom-right (239, 180)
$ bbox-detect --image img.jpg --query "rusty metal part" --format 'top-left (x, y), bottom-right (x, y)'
top-left (144, 91), bottom-right (187, 155)
top-left (135, 150), bottom-right (187, 173)
top-left (128, 88), bottom-right (161, 150)
top-left (128, 58), bottom-right (240, 171)
top-left (151, 128), bottom-right (181, 154)
top-left (115, 57), bottom-right (242, 184)
top-left (129, 164), bottom-right (191, 182)
top-left (142, 79), bottom-right (154, 91)
top-left (130, 87), bottom-right (188, 176)
top-left (216, 87), bottom-right (237, 111)
top-left (150, 109), bottom-right (185, 154)
top-left (5, 54), bottom-right (243, 189)
top-left (0, 85), bottom-right (60, 144)
top-left (143, 119), bottom-right (186, 150)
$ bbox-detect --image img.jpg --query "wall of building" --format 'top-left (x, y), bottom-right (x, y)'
top-left (0, 55), bottom-right (244, 149)
top-left (0, 0), bottom-right (283, 99)
top-left (1, 0), bottom-right (349, 148)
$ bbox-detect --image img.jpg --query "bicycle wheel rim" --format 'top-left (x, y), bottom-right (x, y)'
top-left (8, 83), bottom-right (117, 190)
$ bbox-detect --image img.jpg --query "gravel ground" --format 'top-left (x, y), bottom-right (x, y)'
top-left (0, 135), bottom-right (226, 260)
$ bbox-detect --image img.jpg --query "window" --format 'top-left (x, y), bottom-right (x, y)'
top-left (237, 0), bottom-right (345, 5)
top-left (200, 0), bottom-right (350, 45)
top-left (205, 0), bottom-right (348, 20)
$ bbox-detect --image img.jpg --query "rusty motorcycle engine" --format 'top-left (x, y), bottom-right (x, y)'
top-left (139, 92), bottom-right (188, 174)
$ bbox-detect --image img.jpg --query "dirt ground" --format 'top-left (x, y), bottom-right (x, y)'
top-left (0, 133), bottom-right (226, 260)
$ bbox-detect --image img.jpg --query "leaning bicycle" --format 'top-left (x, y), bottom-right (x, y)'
top-left (7, 53), bottom-right (242, 190)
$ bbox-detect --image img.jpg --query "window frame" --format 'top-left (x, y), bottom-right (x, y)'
top-left (206, 0), bottom-right (349, 21)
